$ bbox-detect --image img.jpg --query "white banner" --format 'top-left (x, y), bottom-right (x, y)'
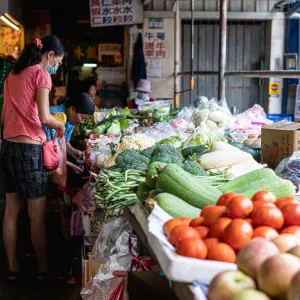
top-left (89, 0), bottom-right (143, 27)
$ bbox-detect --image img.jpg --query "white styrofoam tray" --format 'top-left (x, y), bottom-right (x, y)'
top-left (148, 205), bottom-right (237, 284)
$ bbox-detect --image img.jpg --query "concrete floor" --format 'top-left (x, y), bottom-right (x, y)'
top-left (0, 198), bottom-right (83, 300)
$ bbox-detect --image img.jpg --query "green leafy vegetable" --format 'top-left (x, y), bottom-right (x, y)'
top-left (184, 132), bottom-right (228, 150)
top-left (158, 136), bottom-right (184, 149)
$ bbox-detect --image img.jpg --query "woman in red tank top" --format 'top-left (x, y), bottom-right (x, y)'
top-left (0, 36), bottom-right (65, 281)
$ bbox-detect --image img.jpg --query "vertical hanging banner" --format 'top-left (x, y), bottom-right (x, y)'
top-left (89, 0), bottom-right (143, 27)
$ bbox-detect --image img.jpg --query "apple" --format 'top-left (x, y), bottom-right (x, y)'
top-left (207, 270), bottom-right (256, 300)
top-left (272, 234), bottom-right (300, 253)
top-left (231, 289), bottom-right (271, 300)
top-left (236, 237), bottom-right (279, 280)
top-left (287, 270), bottom-right (300, 300)
top-left (257, 253), bottom-right (300, 298)
top-left (288, 245), bottom-right (300, 259)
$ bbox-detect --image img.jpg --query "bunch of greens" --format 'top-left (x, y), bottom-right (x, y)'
top-left (92, 116), bottom-right (133, 135)
top-left (92, 169), bottom-right (145, 219)
top-left (79, 117), bottom-right (93, 134)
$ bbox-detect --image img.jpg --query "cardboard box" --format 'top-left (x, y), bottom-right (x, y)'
top-left (81, 246), bottom-right (101, 289)
top-left (261, 121), bottom-right (300, 169)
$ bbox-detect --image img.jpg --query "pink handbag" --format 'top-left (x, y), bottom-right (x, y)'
top-left (42, 138), bottom-right (60, 171)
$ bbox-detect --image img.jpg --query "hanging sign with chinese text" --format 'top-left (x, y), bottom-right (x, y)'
top-left (89, 0), bottom-right (143, 27)
top-left (98, 44), bottom-right (123, 66)
top-left (144, 30), bottom-right (167, 59)
top-left (72, 43), bottom-right (98, 65)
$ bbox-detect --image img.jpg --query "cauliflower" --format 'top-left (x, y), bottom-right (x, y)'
top-left (192, 109), bottom-right (210, 126)
top-left (116, 134), bottom-right (156, 153)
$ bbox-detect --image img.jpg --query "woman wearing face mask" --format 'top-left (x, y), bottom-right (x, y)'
top-left (128, 79), bottom-right (154, 109)
top-left (0, 36), bottom-right (65, 281)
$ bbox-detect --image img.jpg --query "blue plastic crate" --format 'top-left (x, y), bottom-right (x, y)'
top-left (266, 114), bottom-right (292, 122)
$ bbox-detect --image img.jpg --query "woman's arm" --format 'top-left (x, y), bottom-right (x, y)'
top-left (66, 142), bottom-right (83, 161)
top-left (36, 88), bottom-right (65, 137)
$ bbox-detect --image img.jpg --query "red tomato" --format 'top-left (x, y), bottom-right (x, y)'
top-left (203, 238), bottom-right (220, 250)
top-left (180, 218), bottom-right (193, 226)
top-left (282, 203), bottom-right (300, 227)
top-left (168, 225), bottom-right (200, 247)
top-left (252, 191), bottom-right (277, 203)
top-left (209, 217), bottom-right (232, 238)
top-left (252, 201), bottom-right (276, 212)
top-left (207, 243), bottom-right (237, 263)
top-left (201, 205), bottom-right (227, 227)
top-left (245, 218), bottom-right (252, 225)
top-left (194, 226), bottom-right (209, 239)
top-left (189, 217), bottom-right (204, 227)
top-left (176, 238), bottom-right (208, 259)
top-left (163, 219), bottom-right (183, 237)
top-left (253, 226), bottom-right (279, 240)
top-left (222, 219), bottom-right (253, 251)
top-left (217, 192), bottom-right (238, 206)
top-left (252, 206), bottom-right (284, 230)
top-left (280, 226), bottom-right (300, 240)
top-left (226, 196), bottom-right (253, 219)
top-left (275, 197), bottom-right (298, 210)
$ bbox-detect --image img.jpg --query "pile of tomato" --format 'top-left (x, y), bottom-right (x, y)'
top-left (163, 191), bottom-right (300, 263)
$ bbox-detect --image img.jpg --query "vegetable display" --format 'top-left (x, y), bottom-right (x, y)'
top-left (91, 169), bottom-right (145, 219)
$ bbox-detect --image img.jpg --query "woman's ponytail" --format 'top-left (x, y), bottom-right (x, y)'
top-left (12, 43), bottom-right (42, 74)
top-left (12, 35), bottom-right (65, 75)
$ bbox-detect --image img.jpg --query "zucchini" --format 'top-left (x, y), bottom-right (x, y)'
top-left (219, 168), bottom-right (276, 194)
top-left (181, 146), bottom-right (205, 158)
top-left (156, 164), bottom-right (222, 209)
top-left (145, 162), bottom-right (168, 189)
top-left (241, 178), bottom-right (295, 199)
top-left (155, 193), bottom-right (201, 218)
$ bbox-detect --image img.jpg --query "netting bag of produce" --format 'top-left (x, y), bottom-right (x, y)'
top-left (51, 136), bottom-right (67, 187)
top-left (275, 151), bottom-right (300, 192)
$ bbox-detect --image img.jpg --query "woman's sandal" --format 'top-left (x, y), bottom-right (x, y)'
top-left (7, 271), bottom-right (19, 281)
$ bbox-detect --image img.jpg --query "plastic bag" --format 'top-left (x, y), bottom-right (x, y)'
top-left (72, 183), bottom-right (95, 212)
top-left (81, 277), bottom-right (123, 300)
top-left (275, 151), bottom-right (300, 193)
top-left (51, 136), bottom-right (67, 187)
top-left (137, 122), bottom-right (177, 141)
top-left (92, 217), bottom-right (135, 264)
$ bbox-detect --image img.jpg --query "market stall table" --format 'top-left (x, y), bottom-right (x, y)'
top-left (124, 204), bottom-right (197, 300)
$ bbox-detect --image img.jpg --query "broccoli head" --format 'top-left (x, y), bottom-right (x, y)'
top-left (140, 145), bottom-right (157, 159)
top-left (115, 149), bottom-right (150, 172)
top-left (183, 161), bottom-right (206, 176)
top-left (150, 145), bottom-right (183, 166)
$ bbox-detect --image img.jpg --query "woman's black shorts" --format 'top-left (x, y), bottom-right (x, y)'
top-left (0, 140), bottom-right (49, 198)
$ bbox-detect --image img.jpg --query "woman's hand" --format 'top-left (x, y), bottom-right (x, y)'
top-left (56, 123), bottom-right (65, 138)
top-left (67, 161), bottom-right (84, 174)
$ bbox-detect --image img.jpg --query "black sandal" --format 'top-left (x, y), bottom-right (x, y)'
top-left (7, 271), bottom-right (19, 281)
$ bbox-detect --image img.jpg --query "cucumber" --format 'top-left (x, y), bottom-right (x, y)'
top-left (155, 193), bottom-right (201, 218)
top-left (156, 164), bottom-right (222, 209)
top-left (181, 146), bottom-right (205, 158)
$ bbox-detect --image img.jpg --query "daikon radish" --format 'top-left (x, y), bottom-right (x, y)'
top-left (224, 160), bottom-right (266, 179)
top-left (211, 141), bottom-right (241, 152)
top-left (198, 150), bottom-right (252, 170)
